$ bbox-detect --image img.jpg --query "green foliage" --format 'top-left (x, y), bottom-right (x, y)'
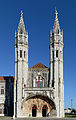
top-left (65, 114), bottom-right (76, 118)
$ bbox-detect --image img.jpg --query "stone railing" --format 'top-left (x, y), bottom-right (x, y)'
top-left (24, 87), bottom-right (54, 91)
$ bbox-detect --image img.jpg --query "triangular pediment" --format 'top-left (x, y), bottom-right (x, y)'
top-left (31, 62), bottom-right (48, 68)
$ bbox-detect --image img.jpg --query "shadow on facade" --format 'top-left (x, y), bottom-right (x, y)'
top-left (4, 76), bottom-right (14, 116)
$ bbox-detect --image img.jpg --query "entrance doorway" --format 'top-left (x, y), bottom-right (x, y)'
top-left (42, 105), bottom-right (47, 117)
top-left (32, 105), bottom-right (37, 117)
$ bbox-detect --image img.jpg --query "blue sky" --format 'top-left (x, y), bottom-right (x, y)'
top-left (0, 0), bottom-right (76, 109)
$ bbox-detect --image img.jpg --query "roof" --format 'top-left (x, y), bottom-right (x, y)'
top-left (0, 76), bottom-right (15, 81)
top-left (0, 63), bottom-right (48, 79)
top-left (0, 76), bottom-right (4, 80)
top-left (30, 63), bottom-right (48, 69)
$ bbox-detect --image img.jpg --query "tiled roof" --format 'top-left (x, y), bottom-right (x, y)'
top-left (31, 63), bottom-right (48, 69)
top-left (0, 76), bottom-right (15, 80)
top-left (0, 76), bottom-right (4, 80)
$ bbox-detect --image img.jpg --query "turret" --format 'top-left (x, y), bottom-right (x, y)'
top-left (14, 11), bottom-right (28, 118)
top-left (50, 10), bottom-right (64, 117)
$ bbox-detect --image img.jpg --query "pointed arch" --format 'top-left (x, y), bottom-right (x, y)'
top-left (22, 94), bottom-right (57, 117)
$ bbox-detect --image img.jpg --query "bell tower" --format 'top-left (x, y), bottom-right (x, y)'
top-left (50, 10), bottom-right (64, 117)
top-left (14, 11), bottom-right (28, 117)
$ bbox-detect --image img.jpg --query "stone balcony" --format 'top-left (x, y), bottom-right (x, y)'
top-left (24, 87), bottom-right (55, 100)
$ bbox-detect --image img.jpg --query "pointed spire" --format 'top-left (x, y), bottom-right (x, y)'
top-left (53, 9), bottom-right (60, 34)
top-left (17, 10), bottom-right (25, 34)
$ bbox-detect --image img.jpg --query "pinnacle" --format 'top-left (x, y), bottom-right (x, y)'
top-left (21, 10), bottom-right (23, 18)
top-left (20, 10), bottom-right (24, 23)
top-left (55, 9), bottom-right (58, 20)
top-left (53, 9), bottom-right (60, 33)
top-left (17, 10), bottom-right (25, 33)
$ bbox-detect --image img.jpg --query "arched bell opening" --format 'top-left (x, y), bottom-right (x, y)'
top-left (32, 105), bottom-right (37, 117)
top-left (42, 105), bottom-right (47, 117)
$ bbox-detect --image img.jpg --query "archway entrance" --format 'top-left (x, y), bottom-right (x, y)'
top-left (42, 105), bottom-right (47, 117)
top-left (32, 105), bottom-right (37, 117)
top-left (22, 95), bottom-right (56, 117)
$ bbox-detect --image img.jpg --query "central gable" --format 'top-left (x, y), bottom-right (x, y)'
top-left (31, 62), bottom-right (48, 69)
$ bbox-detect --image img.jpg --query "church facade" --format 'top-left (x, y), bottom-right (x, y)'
top-left (0, 10), bottom-right (64, 118)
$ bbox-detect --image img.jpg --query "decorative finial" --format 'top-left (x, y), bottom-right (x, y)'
top-left (55, 8), bottom-right (58, 19)
top-left (21, 10), bottom-right (23, 18)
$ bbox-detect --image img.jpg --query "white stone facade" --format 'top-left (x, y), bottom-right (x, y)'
top-left (13, 10), bottom-right (64, 118)
top-left (0, 80), bottom-right (5, 116)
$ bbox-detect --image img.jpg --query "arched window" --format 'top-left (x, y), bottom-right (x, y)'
top-left (56, 50), bottom-right (58, 58)
top-left (20, 50), bottom-right (22, 58)
top-left (57, 29), bottom-right (59, 34)
top-left (35, 76), bottom-right (43, 88)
